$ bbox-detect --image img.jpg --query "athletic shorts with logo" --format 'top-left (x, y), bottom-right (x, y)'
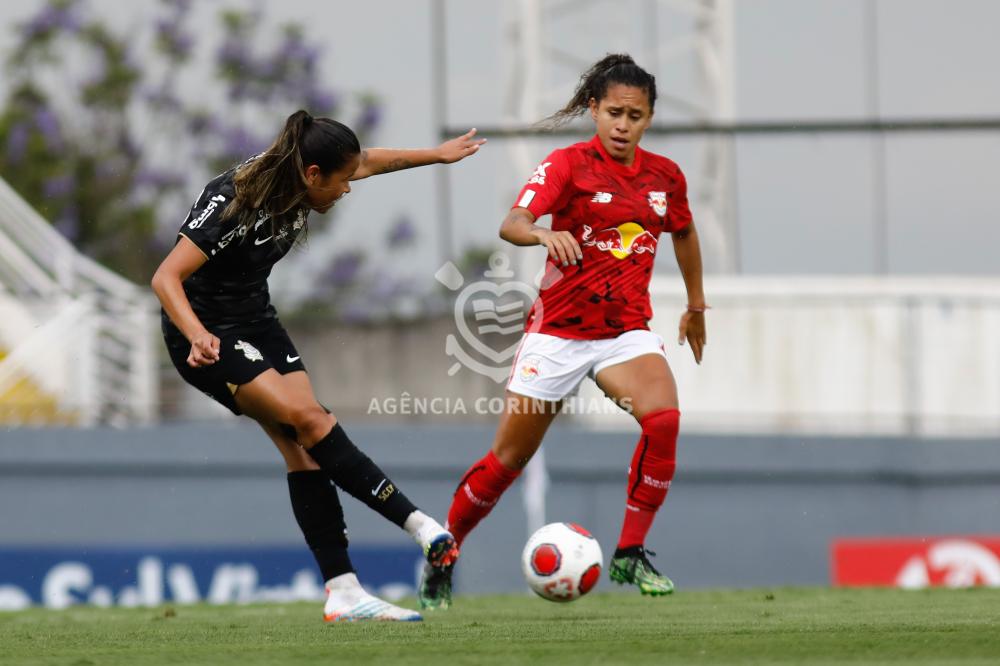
top-left (165, 320), bottom-right (306, 415)
top-left (507, 329), bottom-right (667, 401)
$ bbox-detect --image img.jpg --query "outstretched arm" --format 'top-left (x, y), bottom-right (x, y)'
top-left (350, 128), bottom-right (486, 180)
top-left (672, 222), bottom-right (707, 364)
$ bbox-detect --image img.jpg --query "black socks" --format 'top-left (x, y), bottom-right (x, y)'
top-left (287, 470), bottom-right (353, 582)
top-left (306, 423), bottom-right (417, 528)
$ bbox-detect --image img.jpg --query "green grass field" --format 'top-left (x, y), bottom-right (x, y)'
top-left (2, 588), bottom-right (999, 665)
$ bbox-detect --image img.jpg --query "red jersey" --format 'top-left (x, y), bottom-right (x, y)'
top-left (513, 135), bottom-right (692, 340)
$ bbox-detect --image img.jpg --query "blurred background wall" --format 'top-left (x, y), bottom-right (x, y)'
top-left (0, 0), bottom-right (998, 608)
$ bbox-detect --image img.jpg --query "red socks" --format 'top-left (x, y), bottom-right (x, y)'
top-left (617, 408), bottom-right (679, 550)
top-left (446, 450), bottom-right (521, 547)
top-left (448, 411), bottom-right (677, 551)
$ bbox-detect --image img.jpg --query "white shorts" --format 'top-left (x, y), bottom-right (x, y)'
top-left (506, 330), bottom-right (667, 402)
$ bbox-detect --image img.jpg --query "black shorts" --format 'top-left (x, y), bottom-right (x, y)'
top-left (165, 320), bottom-right (306, 415)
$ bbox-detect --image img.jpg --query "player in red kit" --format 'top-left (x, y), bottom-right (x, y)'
top-left (419, 54), bottom-right (707, 608)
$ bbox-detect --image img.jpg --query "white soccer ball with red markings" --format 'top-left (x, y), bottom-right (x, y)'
top-left (521, 522), bottom-right (603, 602)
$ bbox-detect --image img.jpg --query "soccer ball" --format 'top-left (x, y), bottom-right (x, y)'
top-left (521, 522), bottom-right (603, 602)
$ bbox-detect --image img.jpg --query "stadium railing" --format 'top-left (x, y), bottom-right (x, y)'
top-left (0, 177), bottom-right (158, 427)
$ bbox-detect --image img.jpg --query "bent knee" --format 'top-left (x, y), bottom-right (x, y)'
top-left (641, 407), bottom-right (680, 435)
top-left (287, 405), bottom-right (335, 444)
top-left (640, 408), bottom-right (680, 460)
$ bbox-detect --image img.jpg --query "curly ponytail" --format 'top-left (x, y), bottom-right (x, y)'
top-left (539, 53), bottom-right (657, 128)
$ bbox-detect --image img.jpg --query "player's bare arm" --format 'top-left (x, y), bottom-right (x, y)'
top-left (349, 128), bottom-right (486, 180)
top-left (672, 222), bottom-right (707, 364)
top-left (150, 236), bottom-right (220, 367)
top-left (500, 207), bottom-right (582, 266)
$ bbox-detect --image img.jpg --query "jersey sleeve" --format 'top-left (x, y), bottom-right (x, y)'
top-left (177, 185), bottom-right (237, 259)
top-left (666, 168), bottom-right (693, 232)
top-left (511, 148), bottom-right (573, 218)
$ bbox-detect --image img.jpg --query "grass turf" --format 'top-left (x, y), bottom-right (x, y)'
top-left (2, 587), bottom-right (999, 665)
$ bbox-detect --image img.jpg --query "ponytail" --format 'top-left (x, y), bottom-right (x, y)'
top-left (223, 109), bottom-right (360, 238)
top-left (539, 53), bottom-right (657, 128)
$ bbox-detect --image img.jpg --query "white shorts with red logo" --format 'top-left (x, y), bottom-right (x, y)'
top-left (506, 329), bottom-right (667, 402)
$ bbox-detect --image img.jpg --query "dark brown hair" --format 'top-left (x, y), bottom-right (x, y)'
top-left (541, 53), bottom-right (657, 128)
top-left (222, 109), bottom-right (360, 238)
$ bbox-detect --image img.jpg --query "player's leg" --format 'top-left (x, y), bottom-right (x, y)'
top-left (420, 332), bottom-right (589, 609)
top-left (419, 394), bottom-right (560, 610)
top-left (446, 331), bottom-right (590, 545)
top-left (449, 393), bottom-right (561, 544)
top-left (168, 331), bottom-right (428, 622)
top-left (256, 420), bottom-right (420, 622)
top-left (594, 347), bottom-right (679, 595)
top-left (235, 370), bottom-right (457, 565)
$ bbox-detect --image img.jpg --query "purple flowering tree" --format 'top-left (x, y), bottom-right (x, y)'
top-left (0, 0), bottom-right (386, 287)
top-left (297, 213), bottom-right (423, 321)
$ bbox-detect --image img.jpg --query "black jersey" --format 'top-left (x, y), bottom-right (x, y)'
top-left (161, 163), bottom-right (310, 339)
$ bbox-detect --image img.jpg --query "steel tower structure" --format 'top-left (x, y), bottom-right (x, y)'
top-left (500, 0), bottom-right (739, 274)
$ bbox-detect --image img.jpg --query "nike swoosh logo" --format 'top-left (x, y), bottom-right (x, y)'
top-left (372, 479), bottom-right (386, 496)
top-left (286, 355), bottom-right (300, 363)
top-left (254, 236), bottom-right (272, 245)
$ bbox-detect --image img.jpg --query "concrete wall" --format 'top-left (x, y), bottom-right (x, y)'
top-left (3, 423), bottom-right (999, 595)
top-left (165, 276), bottom-right (1000, 440)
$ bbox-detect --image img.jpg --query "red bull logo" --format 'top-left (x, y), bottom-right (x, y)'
top-left (519, 356), bottom-right (541, 383)
top-left (581, 222), bottom-right (657, 260)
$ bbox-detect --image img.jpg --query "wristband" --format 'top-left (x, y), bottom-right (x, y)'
top-left (686, 305), bottom-right (711, 313)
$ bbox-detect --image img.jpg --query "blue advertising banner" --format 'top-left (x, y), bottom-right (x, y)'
top-left (0, 545), bottom-right (421, 610)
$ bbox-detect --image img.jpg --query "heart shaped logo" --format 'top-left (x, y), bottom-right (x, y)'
top-left (453, 280), bottom-right (537, 364)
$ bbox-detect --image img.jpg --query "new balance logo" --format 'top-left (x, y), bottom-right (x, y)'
top-left (591, 192), bottom-right (613, 203)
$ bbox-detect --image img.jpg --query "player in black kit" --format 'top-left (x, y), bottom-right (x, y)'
top-left (151, 109), bottom-right (485, 622)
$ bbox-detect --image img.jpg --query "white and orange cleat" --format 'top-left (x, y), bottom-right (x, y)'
top-left (322, 573), bottom-right (422, 623)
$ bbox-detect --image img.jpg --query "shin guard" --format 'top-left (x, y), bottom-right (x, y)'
top-left (307, 423), bottom-right (418, 528)
top-left (446, 451), bottom-right (521, 547)
top-left (617, 408), bottom-right (679, 550)
top-left (287, 470), bottom-right (354, 581)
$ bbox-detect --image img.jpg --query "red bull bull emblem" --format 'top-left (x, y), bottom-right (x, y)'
top-left (581, 222), bottom-right (657, 260)
top-left (519, 356), bottom-right (541, 383)
top-left (648, 191), bottom-right (667, 216)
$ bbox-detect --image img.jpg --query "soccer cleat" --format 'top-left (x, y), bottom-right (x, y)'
top-left (423, 532), bottom-right (460, 569)
top-left (323, 573), bottom-right (422, 623)
top-left (323, 593), bottom-right (423, 623)
top-left (609, 546), bottom-right (675, 596)
top-left (417, 560), bottom-right (454, 610)
top-left (418, 531), bottom-right (460, 610)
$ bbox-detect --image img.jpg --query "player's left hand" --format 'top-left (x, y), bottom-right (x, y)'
top-left (678, 310), bottom-right (706, 364)
top-left (437, 128), bottom-right (487, 163)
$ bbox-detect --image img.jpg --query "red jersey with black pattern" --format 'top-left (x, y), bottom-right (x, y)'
top-left (513, 135), bottom-right (692, 340)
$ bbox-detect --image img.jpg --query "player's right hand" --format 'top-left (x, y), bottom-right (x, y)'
top-left (533, 229), bottom-right (583, 267)
top-left (188, 331), bottom-right (221, 367)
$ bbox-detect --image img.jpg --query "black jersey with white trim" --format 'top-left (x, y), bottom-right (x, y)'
top-left (161, 164), bottom-right (310, 339)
